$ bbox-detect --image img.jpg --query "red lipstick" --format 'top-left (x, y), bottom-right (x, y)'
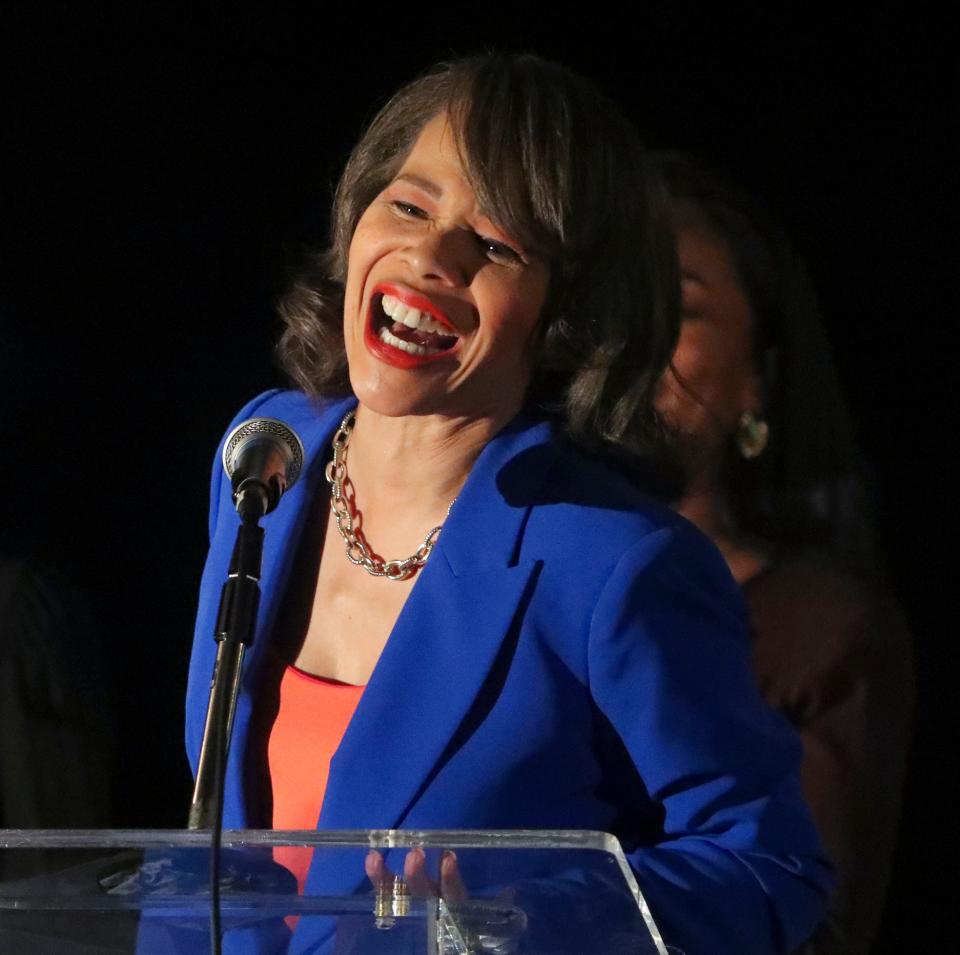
top-left (364, 283), bottom-right (460, 369)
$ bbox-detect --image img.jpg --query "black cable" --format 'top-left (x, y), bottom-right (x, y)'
top-left (192, 499), bottom-right (266, 955)
top-left (209, 679), bottom-right (226, 955)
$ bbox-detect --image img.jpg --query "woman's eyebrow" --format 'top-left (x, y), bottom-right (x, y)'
top-left (394, 172), bottom-right (442, 198)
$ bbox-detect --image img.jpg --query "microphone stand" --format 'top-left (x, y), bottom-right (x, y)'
top-left (189, 486), bottom-right (265, 829)
top-left (187, 486), bottom-right (266, 955)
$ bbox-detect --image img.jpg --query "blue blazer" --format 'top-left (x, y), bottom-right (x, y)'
top-left (186, 390), bottom-right (831, 954)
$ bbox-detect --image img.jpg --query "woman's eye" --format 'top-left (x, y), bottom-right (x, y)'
top-left (392, 200), bottom-right (428, 219)
top-left (476, 235), bottom-right (522, 264)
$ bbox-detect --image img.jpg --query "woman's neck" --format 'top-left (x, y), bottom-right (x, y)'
top-left (339, 405), bottom-right (501, 544)
top-left (675, 481), bottom-right (771, 586)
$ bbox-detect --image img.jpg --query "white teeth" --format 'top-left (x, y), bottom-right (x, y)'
top-left (378, 325), bottom-right (442, 356)
top-left (380, 294), bottom-right (455, 337)
top-left (418, 313), bottom-right (451, 335)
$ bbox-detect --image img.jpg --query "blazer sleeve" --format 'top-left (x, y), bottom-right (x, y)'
top-left (587, 523), bottom-right (833, 955)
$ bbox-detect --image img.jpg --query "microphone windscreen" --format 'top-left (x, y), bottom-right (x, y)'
top-left (222, 418), bottom-right (305, 514)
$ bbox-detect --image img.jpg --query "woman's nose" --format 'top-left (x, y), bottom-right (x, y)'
top-left (402, 228), bottom-right (474, 287)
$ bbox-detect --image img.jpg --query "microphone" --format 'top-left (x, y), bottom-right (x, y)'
top-left (221, 417), bottom-right (305, 517)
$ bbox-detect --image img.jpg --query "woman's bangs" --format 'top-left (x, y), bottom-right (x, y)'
top-left (446, 84), bottom-right (566, 261)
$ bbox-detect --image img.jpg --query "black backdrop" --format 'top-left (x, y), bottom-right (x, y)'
top-left (2, 6), bottom-right (949, 950)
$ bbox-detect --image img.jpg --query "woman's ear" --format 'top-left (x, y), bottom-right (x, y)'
top-left (740, 365), bottom-right (765, 418)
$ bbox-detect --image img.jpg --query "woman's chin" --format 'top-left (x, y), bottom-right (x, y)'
top-left (346, 347), bottom-right (528, 428)
top-left (348, 366), bottom-right (448, 419)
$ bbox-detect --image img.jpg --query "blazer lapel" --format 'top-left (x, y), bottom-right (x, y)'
top-left (317, 414), bottom-right (560, 832)
top-left (316, 554), bottom-right (539, 831)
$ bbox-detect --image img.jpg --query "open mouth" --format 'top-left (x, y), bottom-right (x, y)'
top-left (370, 292), bottom-right (460, 359)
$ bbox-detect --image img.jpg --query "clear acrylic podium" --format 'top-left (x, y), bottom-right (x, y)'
top-left (0, 829), bottom-right (668, 953)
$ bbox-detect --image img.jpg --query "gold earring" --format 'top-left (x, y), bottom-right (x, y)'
top-left (736, 411), bottom-right (769, 459)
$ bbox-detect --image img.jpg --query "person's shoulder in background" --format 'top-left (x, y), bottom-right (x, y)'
top-left (0, 553), bottom-right (113, 838)
top-left (744, 549), bottom-right (913, 721)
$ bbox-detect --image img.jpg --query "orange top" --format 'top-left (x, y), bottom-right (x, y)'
top-left (268, 665), bottom-right (365, 893)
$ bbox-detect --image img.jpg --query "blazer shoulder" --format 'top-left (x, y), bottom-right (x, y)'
top-left (521, 438), bottom-right (740, 608)
top-left (221, 389), bottom-right (336, 431)
top-left (529, 439), bottom-right (687, 547)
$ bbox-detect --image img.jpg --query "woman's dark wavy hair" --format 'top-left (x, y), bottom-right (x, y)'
top-left (277, 53), bottom-right (678, 468)
top-left (657, 154), bottom-right (875, 564)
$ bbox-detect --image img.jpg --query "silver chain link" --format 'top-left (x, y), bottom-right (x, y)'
top-left (325, 411), bottom-right (454, 581)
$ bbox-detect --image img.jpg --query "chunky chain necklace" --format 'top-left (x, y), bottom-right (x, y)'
top-left (325, 411), bottom-right (454, 581)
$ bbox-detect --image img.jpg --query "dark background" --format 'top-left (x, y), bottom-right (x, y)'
top-left (2, 5), bottom-right (950, 950)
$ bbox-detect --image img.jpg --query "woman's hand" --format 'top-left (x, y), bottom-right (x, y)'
top-left (365, 847), bottom-right (469, 902)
